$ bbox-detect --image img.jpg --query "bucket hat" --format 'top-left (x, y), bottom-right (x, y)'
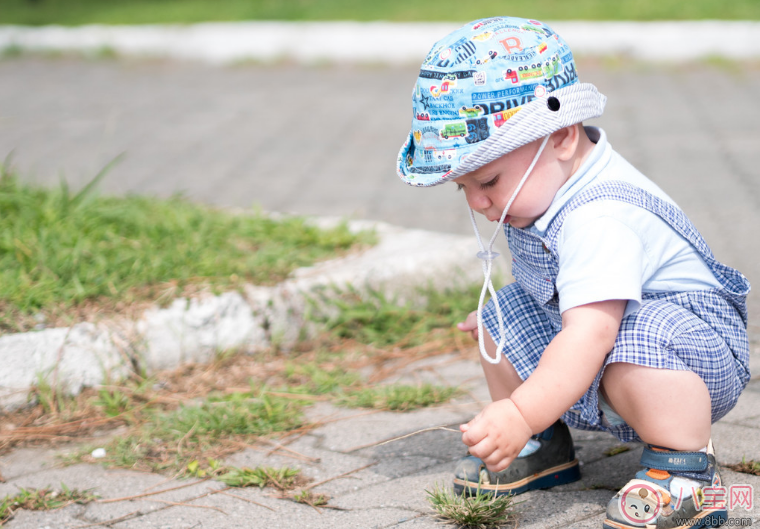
top-left (396, 16), bottom-right (607, 187)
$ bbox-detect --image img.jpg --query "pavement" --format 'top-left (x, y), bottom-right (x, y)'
top-left (1, 45), bottom-right (760, 528)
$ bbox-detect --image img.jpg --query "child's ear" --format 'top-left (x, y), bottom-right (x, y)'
top-left (552, 125), bottom-right (580, 161)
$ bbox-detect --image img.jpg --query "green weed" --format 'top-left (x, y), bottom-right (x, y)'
top-left (293, 489), bottom-right (329, 507)
top-left (283, 362), bottom-right (360, 395)
top-left (340, 384), bottom-right (460, 412)
top-left (29, 373), bottom-right (78, 417)
top-left (0, 163), bottom-right (373, 333)
top-left (427, 481), bottom-right (517, 529)
top-left (0, 484), bottom-right (97, 526)
top-left (93, 389), bottom-right (132, 417)
top-left (726, 457), bottom-right (760, 476)
top-left (604, 445), bottom-right (631, 457)
top-left (216, 466), bottom-right (301, 489)
top-left (158, 390), bottom-right (306, 441)
top-left (312, 282), bottom-right (482, 348)
top-left (73, 389), bottom-right (307, 473)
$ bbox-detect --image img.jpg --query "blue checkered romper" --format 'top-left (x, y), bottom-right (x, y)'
top-left (482, 180), bottom-right (751, 442)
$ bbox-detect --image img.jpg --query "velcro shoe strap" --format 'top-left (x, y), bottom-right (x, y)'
top-left (640, 446), bottom-right (708, 472)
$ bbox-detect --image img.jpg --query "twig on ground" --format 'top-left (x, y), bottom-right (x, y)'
top-left (177, 420), bottom-right (199, 457)
top-left (343, 426), bottom-right (460, 453)
top-left (257, 438), bottom-right (320, 463)
top-left (140, 471), bottom-right (183, 493)
top-left (231, 441), bottom-right (313, 464)
top-left (70, 509), bottom-right (141, 528)
top-left (261, 469), bottom-right (285, 491)
top-left (97, 477), bottom-right (211, 503)
top-left (218, 491), bottom-right (276, 511)
top-left (301, 463), bottom-right (377, 491)
top-left (148, 499), bottom-right (226, 514)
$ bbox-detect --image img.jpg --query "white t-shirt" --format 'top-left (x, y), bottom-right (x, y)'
top-left (528, 127), bottom-right (721, 317)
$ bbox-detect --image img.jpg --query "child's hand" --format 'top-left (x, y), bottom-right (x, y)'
top-left (456, 310), bottom-right (479, 340)
top-left (460, 399), bottom-right (533, 472)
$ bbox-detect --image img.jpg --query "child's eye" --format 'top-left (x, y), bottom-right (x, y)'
top-left (456, 183), bottom-right (464, 191)
top-left (480, 176), bottom-right (499, 189)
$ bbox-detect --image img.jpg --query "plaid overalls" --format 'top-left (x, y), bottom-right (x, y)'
top-left (483, 180), bottom-right (751, 442)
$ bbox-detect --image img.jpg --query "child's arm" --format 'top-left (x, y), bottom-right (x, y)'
top-left (461, 299), bottom-right (626, 472)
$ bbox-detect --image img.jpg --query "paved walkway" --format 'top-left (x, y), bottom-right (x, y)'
top-left (0, 56), bottom-right (759, 528)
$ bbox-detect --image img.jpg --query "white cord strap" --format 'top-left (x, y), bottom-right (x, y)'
top-left (469, 135), bottom-right (550, 364)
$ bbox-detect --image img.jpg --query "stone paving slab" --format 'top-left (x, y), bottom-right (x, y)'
top-left (2, 350), bottom-right (759, 528)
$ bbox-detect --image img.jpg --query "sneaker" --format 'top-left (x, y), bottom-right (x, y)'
top-left (453, 419), bottom-right (581, 496)
top-left (603, 441), bottom-right (727, 529)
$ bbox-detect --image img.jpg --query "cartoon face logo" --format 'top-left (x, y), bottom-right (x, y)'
top-left (620, 484), bottom-right (661, 525)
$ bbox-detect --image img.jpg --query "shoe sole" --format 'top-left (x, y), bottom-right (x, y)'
top-left (602, 509), bottom-right (728, 529)
top-left (452, 459), bottom-right (581, 496)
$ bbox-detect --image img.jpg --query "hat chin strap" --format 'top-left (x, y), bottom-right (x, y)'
top-left (467, 135), bottom-right (550, 364)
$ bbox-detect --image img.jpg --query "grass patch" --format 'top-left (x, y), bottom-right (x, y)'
top-left (72, 388), bottom-right (308, 473)
top-left (0, 163), bottom-right (373, 333)
top-left (312, 282), bottom-right (482, 348)
top-left (216, 465), bottom-right (302, 489)
top-left (283, 362), bottom-right (361, 395)
top-left (427, 481), bottom-right (518, 529)
top-left (726, 458), bottom-right (760, 476)
top-left (340, 384), bottom-right (460, 411)
top-left (0, 485), bottom-right (97, 526)
top-left (1, 0), bottom-right (758, 25)
top-left (604, 445), bottom-right (631, 457)
top-left (293, 489), bottom-right (329, 507)
top-left (3, 277), bottom-right (480, 479)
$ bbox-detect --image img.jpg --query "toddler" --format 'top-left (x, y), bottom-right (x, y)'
top-left (396, 17), bottom-right (750, 529)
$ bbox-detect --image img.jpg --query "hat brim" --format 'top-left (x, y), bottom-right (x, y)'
top-left (397, 83), bottom-right (606, 187)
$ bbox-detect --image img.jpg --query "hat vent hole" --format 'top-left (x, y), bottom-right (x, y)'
top-left (547, 97), bottom-right (560, 111)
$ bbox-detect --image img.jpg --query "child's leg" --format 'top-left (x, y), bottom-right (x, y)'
top-left (455, 284), bottom-right (579, 497)
top-left (600, 363), bottom-right (711, 451)
top-left (479, 330), bottom-right (524, 401)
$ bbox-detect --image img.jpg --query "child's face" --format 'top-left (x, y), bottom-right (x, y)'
top-left (453, 139), bottom-right (567, 229)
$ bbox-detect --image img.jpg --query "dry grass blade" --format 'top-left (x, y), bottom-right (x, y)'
top-left (258, 438), bottom-right (320, 463)
top-left (218, 491), bottom-right (276, 512)
top-left (343, 426), bottom-right (460, 454)
top-left (148, 499), bottom-right (226, 514)
top-left (726, 459), bottom-right (760, 476)
top-left (70, 509), bottom-right (141, 528)
top-left (97, 477), bottom-right (210, 503)
top-left (301, 463), bottom-right (377, 491)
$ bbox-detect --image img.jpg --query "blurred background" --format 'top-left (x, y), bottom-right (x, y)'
top-left (1, 1), bottom-right (759, 336)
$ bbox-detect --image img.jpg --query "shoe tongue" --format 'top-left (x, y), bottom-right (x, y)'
top-left (518, 438), bottom-right (542, 458)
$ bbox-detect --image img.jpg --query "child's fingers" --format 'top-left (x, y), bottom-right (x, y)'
top-left (461, 419), bottom-right (488, 447)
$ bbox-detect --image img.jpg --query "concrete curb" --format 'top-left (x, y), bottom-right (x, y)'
top-left (0, 219), bottom-right (505, 411)
top-left (1, 21), bottom-right (760, 64)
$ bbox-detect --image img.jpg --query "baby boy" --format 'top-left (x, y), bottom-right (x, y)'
top-left (396, 16), bottom-right (750, 529)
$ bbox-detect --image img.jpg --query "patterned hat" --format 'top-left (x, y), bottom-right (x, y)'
top-left (397, 17), bottom-right (607, 187)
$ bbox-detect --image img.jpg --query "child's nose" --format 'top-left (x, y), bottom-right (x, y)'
top-left (468, 190), bottom-right (492, 211)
